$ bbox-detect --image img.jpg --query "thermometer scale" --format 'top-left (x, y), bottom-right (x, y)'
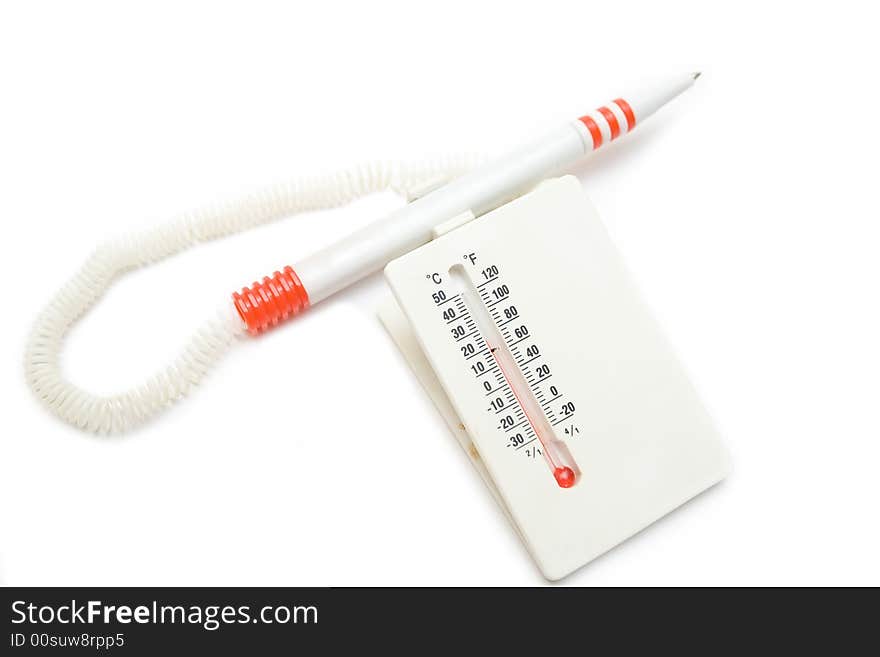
top-left (445, 261), bottom-right (580, 488)
top-left (382, 176), bottom-right (730, 579)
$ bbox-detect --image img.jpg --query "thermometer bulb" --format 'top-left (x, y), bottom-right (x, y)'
top-left (554, 467), bottom-right (577, 489)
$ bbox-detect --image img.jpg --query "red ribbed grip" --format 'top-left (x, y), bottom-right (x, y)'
top-left (232, 265), bottom-right (310, 335)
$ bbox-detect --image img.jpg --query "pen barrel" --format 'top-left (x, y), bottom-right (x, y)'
top-left (232, 73), bottom-right (698, 332)
top-left (295, 124), bottom-right (587, 304)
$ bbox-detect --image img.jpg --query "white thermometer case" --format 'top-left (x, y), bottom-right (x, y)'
top-left (380, 176), bottom-right (729, 580)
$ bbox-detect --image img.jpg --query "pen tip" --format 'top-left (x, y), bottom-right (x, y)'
top-left (692, 71), bottom-right (702, 80)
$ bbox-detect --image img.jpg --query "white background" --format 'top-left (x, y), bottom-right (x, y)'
top-left (1, 1), bottom-right (878, 586)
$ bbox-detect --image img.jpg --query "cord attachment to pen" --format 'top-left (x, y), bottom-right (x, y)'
top-left (232, 265), bottom-right (310, 335)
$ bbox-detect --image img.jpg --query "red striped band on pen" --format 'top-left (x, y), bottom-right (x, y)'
top-left (578, 98), bottom-right (637, 150)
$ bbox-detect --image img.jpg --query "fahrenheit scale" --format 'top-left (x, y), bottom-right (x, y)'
top-left (381, 176), bottom-right (730, 580)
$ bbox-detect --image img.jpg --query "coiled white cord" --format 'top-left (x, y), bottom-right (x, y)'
top-left (25, 157), bottom-right (481, 434)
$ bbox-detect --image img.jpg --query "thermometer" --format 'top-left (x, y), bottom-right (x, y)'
top-left (381, 177), bottom-right (730, 579)
top-left (447, 262), bottom-right (580, 488)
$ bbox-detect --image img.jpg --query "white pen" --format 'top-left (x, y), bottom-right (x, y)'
top-left (234, 72), bottom-right (701, 333)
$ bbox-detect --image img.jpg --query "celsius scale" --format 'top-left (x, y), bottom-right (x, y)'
top-left (380, 176), bottom-right (729, 580)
